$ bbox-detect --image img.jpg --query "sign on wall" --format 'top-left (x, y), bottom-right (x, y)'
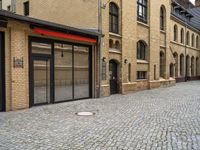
top-left (102, 62), bottom-right (107, 80)
top-left (13, 57), bottom-right (24, 68)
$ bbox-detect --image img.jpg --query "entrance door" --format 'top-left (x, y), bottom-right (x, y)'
top-left (109, 60), bottom-right (118, 94)
top-left (0, 32), bottom-right (5, 111)
top-left (31, 57), bottom-right (52, 106)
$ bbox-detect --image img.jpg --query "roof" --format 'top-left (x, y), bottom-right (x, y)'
top-left (171, 0), bottom-right (200, 32)
top-left (0, 10), bottom-right (101, 39)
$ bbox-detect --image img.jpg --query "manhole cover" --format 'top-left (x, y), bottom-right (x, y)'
top-left (76, 112), bottom-right (95, 116)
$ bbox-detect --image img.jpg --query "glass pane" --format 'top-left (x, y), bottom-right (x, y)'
top-left (34, 59), bottom-right (50, 104)
top-left (74, 46), bottom-right (89, 99)
top-left (32, 42), bottom-right (51, 54)
top-left (54, 43), bottom-right (73, 102)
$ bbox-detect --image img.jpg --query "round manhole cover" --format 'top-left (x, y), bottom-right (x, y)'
top-left (76, 112), bottom-right (95, 116)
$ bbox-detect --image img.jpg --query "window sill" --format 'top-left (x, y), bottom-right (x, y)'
top-left (137, 21), bottom-right (149, 28)
top-left (109, 32), bottom-right (122, 38)
top-left (137, 60), bottom-right (149, 64)
top-left (160, 30), bottom-right (166, 34)
top-left (109, 49), bottom-right (121, 54)
top-left (136, 79), bottom-right (148, 82)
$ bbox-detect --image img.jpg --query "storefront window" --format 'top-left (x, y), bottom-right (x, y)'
top-left (32, 42), bottom-right (51, 54)
top-left (74, 46), bottom-right (89, 99)
top-left (54, 43), bottom-right (73, 102)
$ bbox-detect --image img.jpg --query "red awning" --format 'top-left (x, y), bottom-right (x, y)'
top-left (33, 28), bottom-right (97, 43)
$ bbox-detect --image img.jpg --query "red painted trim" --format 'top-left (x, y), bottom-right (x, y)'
top-left (33, 28), bottom-right (97, 43)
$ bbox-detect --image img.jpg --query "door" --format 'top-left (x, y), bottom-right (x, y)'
top-left (109, 60), bottom-right (118, 94)
top-left (0, 32), bottom-right (5, 111)
top-left (31, 57), bottom-right (52, 106)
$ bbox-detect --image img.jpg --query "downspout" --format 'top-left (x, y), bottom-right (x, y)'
top-left (184, 20), bottom-right (188, 82)
top-left (98, 0), bottom-right (102, 98)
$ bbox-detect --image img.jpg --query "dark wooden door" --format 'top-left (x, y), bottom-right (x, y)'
top-left (109, 60), bottom-right (118, 94)
top-left (0, 32), bottom-right (5, 112)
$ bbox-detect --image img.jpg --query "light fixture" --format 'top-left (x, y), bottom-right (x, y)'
top-left (102, 57), bottom-right (106, 62)
top-left (124, 59), bottom-right (128, 64)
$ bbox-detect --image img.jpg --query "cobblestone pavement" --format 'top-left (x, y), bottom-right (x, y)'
top-left (1, 81), bottom-right (200, 150)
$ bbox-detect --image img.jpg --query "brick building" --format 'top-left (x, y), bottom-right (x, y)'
top-left (0, 0), bottom-right (200, 111)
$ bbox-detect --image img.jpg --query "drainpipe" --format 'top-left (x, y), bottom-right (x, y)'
top-left (98, 0), bottom-right (102, 98)
top-left (184, 21), bottom-right (188, 82)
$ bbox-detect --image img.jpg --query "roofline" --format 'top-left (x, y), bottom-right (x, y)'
top-left (171, 13), bottom-right (200, 33)
top-left (0, 10), bottom-right (101, 38)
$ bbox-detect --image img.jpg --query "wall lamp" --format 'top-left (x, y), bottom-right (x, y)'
top-left (124, 59), bottom-right (128, 64)
top-left (102, 57), bottom-right (106, 62)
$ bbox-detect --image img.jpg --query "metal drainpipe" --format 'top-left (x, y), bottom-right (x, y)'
top-left (98, 0), bottom-right (102, 98)
top-left (184, 21), bottom-right (188, 82)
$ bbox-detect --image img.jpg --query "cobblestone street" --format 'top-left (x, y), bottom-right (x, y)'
top-left (0, 81), bottom-right (200, 150)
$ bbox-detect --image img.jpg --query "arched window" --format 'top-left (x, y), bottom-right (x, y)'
top-left (196, 57), bottom-right (199, 75)
top-left (196, 36), bottom-right (199, 49)
top-left (160, 7), bottom-right (165, 30)
top-left (160, 51), bottom-right (165, 78)
top-left (174, 25), bottom-right (178, 42)
top-left (137, 0), bottom-right (148, 23)
top-left (192, 34), bottom-right (195, 47)
top-left (173, 52), bottom-right (178, 77)
top-left (191, 56), bottom-right (195, 76)
top-left (115, 40), bottom-right (120, 49)
top-left (170, 63), bottom-right (174, 78)
top-left (180, 28), bottom-right (184, 44)
top-left (180, 54), bottom-right (184, 76)
top-left (109, 39), bottom-right (114, 48)
top-left (137, 41), bottom-right (146, 60)
top-left (109, 3), bottom-right (119, 34)
top-left (186, 55), bottom-right (190, 76)
top-left (186, 31), bottom-right (190, 45)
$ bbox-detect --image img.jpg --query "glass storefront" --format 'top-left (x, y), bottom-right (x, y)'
top-left (54, 43), bottom-right (73, 102)
top-left (30, 38), bottom-right (92, 106)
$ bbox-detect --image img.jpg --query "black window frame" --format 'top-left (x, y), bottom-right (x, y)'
top-left (196, 36), bottom-right (199, 49)
top-left (180, 28), bottom-right (184, 44)
top-left (137, 0), bottom-right (148, 24)
top-left (29, 36), bottom-right (93, 107)
top-left (137, 71), bottom-right (146, 80)
top-left (24, 1), bottom-right (29, 16)
top-left (137, 41), bottom-right (146, 60)
top-left (109, 2), bottom-right (119, 34)
top-left (160, 7), bottom-right (165, 31)
top-left (174, 25), bottom-right (178, 42)
top-left (186, 31), bottom-right (190, 45)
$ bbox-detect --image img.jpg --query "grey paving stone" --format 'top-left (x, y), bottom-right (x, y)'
top-left (0, 81), bottom-right (200, 150)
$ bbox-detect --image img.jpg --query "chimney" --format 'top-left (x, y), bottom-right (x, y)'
top-left (196, 0), bottom-right (200, 7)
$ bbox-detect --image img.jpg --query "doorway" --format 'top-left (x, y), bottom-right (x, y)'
top-left (30, 56), bottom-right (53, 106)
top-left (109, 60), bottom-right (118, 94)
top-left (0, 32), bottom-right (5, 112)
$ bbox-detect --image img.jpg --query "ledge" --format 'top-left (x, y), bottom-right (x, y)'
top-left (137, 60), bottom-right (149, 64)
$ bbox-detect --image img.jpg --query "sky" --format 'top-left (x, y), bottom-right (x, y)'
top-left (190, 0), bottom-right (195, 4)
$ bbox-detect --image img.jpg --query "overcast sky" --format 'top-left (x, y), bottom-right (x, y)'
top-left (190, 0), bottom-right (195, 4)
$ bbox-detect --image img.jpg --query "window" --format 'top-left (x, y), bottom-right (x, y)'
top-left (137, 41), bottom-right (146, 60)
top-left (192, 34), bottom-right (195, 47)
top-left (186, 31), bottom-right (190, 45)
top-left (0, 0), bottom-right (2, 10)
top-left (24, 1), bottom-right (29, 16)
top-left (160, 7), bottom-right (165, 30)
top-left (170, 63), bottom-right (174, 77)
top-left (180, 54), bottom-right (184, 76)
top-left (196, 36), bottom-right (199, 49)
top-left (128, 63), bottom-right (131, 82)
top-left (173, 25), bottom-right (178, 42)
top-left (7, 5), bottom-right (11, 11)
top-left (160, 51), bottom-right (165, 78)
top-left (109, 3), bottom-right (119, 34)
top-left (137, 71), bottom-right (146, 80)
top-left (137, 0), bottom-right (147, 23)
top-left (180, 28), bottom-right (184, 44)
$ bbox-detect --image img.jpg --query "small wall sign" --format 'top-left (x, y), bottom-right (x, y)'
top-left (13, 57), bottom-right (24, 68)
top-left (102, 62), bottom-right (107, 80)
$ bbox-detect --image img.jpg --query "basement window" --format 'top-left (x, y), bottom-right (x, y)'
top-left (24, 1), bottom-right (29, 16)
top-left (137, 71), bottom-right (147, 80)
